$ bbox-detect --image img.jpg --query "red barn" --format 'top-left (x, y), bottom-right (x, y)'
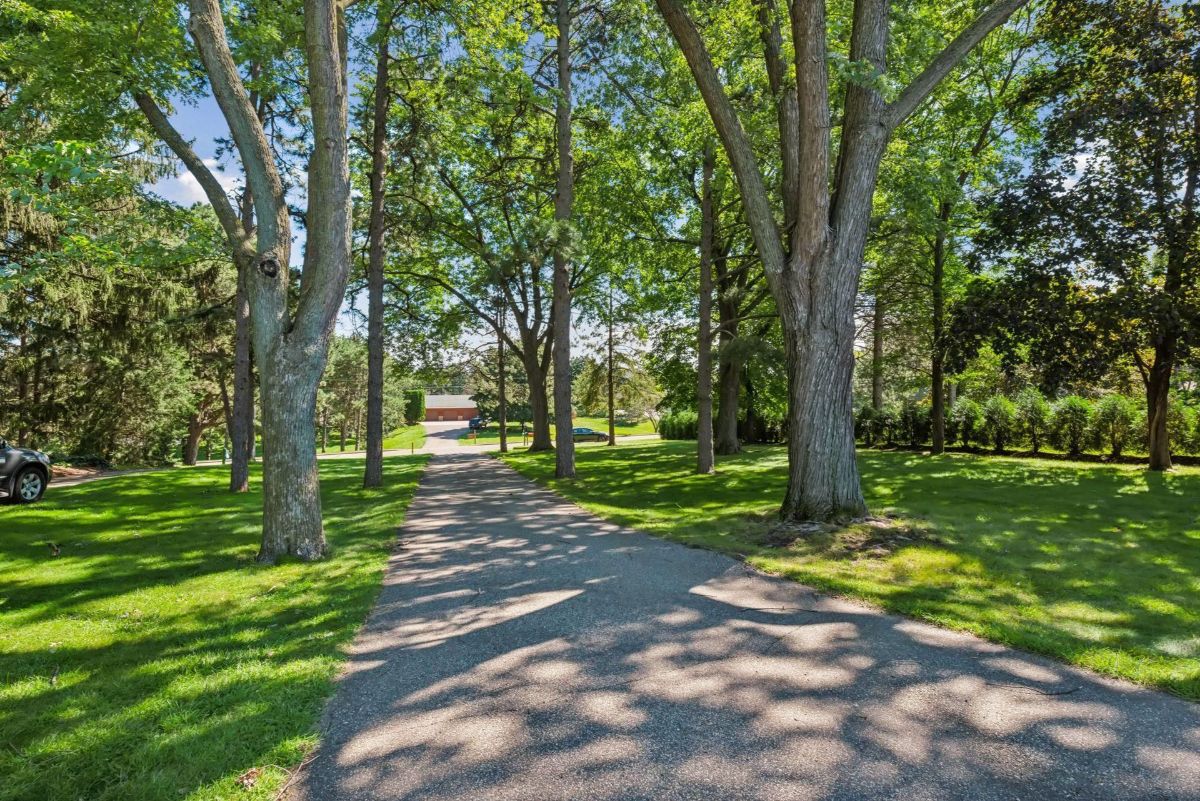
top-left (424, 394), bottom-right (478, 422)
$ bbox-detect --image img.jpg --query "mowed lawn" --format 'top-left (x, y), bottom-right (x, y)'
top-left (0, 456), bottom-right (429, 801)
top-left (458, 416), bottom-right (656, 445)
top-left (501, 442), bottom-right (1200, 700)
top-left (321, 423), bottom-right (426, 452)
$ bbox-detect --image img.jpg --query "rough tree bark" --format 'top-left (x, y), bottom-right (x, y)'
top-left (183, 415), bottom-right (205, 466)
top-left (656, 0), bottom-right (1028, 522)
top-left (552, 0), bottom-right (576, 479)
top-left (714, 279), bottom-right (742, 455)
top-left (1146, 345), bottom-right (1174, 471)
top-left (498, 313), bottom-right (509, 454)
top-left (696, 144), bottom-right (716, 474)
top-left (137, 0), bottom-right (354, 561)
top-left (363, 13), bottom-right (393, 488)
top-left (522, 333), bottom-right (554, 451)
top-left (871, 293), bottom-right (884, 412)
top-left (230, 260), bottom-right (254, 490)
top-left (606, 283), bottom-right (616, 447)
top-left (930, 216), bottom-right (947, 453)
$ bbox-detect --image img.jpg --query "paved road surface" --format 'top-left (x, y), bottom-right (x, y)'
top-left (294, 452), bottom-right (1200, 801)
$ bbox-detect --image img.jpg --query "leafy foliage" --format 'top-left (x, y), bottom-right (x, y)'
top-left (981, 395), bottom-right (1017, 453)
top-left (1051, 395), bottom-right (1093, 458)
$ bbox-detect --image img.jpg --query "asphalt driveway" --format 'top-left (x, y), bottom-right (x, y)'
top-left (294, 452), bottom-right (1200, 801)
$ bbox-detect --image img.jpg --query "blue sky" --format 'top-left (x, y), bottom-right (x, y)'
top-left (143, 92), bottom-right (372, 333)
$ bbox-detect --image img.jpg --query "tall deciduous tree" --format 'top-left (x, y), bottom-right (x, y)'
top-left (996, 0), bottom-right (1198, 470)
top-left (552, 0), bottom-right (577, 478)
top-left (655, 0), bottom-right (1028, 522)
top-left (139, 0), bottom-right (353, 560)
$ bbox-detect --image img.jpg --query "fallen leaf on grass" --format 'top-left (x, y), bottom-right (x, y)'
top-left (237, 767), bottom-right (262, 789)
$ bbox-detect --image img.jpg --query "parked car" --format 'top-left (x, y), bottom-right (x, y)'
top-left (0, 438), bottom-right (51, 504)
top-left (468, 416), bottom-right (488, 431)
top-left (572, 427), bottom-right (608, 443)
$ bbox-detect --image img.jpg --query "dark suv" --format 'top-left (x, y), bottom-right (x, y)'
top-left (0, 438), bottom-right (51, 504)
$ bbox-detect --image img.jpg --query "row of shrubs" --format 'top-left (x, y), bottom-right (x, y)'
top-left (857, 389), bottom-right (1200, 458)
top-left (659, 411), bottom-right (700, 440)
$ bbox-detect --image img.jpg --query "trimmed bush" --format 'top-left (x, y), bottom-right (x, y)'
top-left (659, 410), bottom-right (699, 440)
top-left (1051, 395), bottom-right (1092, 458)
top-left (1091, 395), bottom-right (1139, 458)
top-left (877, 405), bottom-right (901, 445)
top-left (950, 398), bottom-right (983, 449)
top-left (1168, 400), bottom-right (1197, 455)
top-left (403, 389), bottom-right (425, 426)
top-left (899, 399), bottom-right (931, 446)
top-left (1015, 388), bottom-right (1051, 454)
top-left (982, 395), bottom-right (1017, 453)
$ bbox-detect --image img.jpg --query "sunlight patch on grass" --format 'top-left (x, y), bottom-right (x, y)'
top-left (0, 455), bottom-right (428, 801)
top-left (501, 441), bottom-right (1200, 699)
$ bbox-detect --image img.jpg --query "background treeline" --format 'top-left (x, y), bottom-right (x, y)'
top-left (856, 390), bottom-right (1200, 461)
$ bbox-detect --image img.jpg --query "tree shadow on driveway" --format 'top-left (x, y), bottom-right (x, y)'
top-left (296, 453), bottom-right (1200, 801)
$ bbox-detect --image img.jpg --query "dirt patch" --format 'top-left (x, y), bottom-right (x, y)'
top-left (757, 514), bottom-right (939, 558)
top-left (51, 465), bottom-right (103, 480)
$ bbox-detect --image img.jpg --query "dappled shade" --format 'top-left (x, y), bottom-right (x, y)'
top-left (0, 457), bottom-right (428, 801)
top-left (297, 453), bottom-right (1200, 800)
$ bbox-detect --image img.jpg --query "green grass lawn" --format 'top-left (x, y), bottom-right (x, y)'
top-left (318, 423), bottom-right (425, 453)
top-left (574, 416), bottom-right (658, 436)
top-left (500, 441), bottom-right (1200, 700)
top-left (0, 455), bottom-right (429, 801)
top-left (458, 416), bottom-right (656, 445)
top-left (382, 424), bottom-right (425, 450)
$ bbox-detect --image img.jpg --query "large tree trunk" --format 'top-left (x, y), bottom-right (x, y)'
top-left (606, 284), bottom-right (616, 446)
top-left (930, 206), bottom-right (949, 454)
top-left (183, 414), bottom-right (204, 466)
top-left (871, 293), bottom-right (884, 411)
top-left (931, 354), bottom-right (946, 453)
top-left (696, 145), bottom-right (716, 474)
top-left (776, 262), bottom-right (867, 521)
top-left (143, 0), bottom-right (352, 563)
top-left (363, 20), bottom-right (391, 489)
top-left (551, 0), bottom-right (575, 479)
top-left (498, 329), bottom-right (509, 453)
top-left (230, 262), bottom-right (254, 491)
top-left (714, 292), bottom-right (741, 455)
top-left (715, 354), bottom-right (741, 453)
top-left (778, 283), bottom-right (867, 520)
top-left (523, 346), bottom-right (553, 451)
top-left (1146, 343), bottom-right (1174, 471)
top-left (258, 356), bottom-right (326, 561)
top-left (655, 0), bottom-right (1029, 524)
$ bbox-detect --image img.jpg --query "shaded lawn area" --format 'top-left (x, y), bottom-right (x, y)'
top-left (501, 442), bottom-right (1200, 700)
top-left (0, 455), bottom-right (429, 801)
top-left (458, 416), bottom-right (656, 445)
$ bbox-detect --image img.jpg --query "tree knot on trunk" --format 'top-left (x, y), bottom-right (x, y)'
top-left (257, 252), bottom-right (281, 279)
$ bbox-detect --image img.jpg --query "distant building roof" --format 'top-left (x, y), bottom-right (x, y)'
top-left (426, 394), bottom-right (476, 409)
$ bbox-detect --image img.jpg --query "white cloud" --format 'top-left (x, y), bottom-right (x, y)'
top-left (151, 158), bottom-right (242, 207)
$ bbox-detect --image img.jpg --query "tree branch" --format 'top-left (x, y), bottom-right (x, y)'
top-left (133, 92), bottom-right (245, 248)
top-left (654, 0), bottom-right (786, 276)
top-left (884, 0), bottom-right (1030, 131)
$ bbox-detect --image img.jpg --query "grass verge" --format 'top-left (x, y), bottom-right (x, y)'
top-left (458, 417), bottom-right (656, 445)
top-left (500, 441), bottom-right (1200, 700)
top-left (0, 455), bottom-right (429, 801)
